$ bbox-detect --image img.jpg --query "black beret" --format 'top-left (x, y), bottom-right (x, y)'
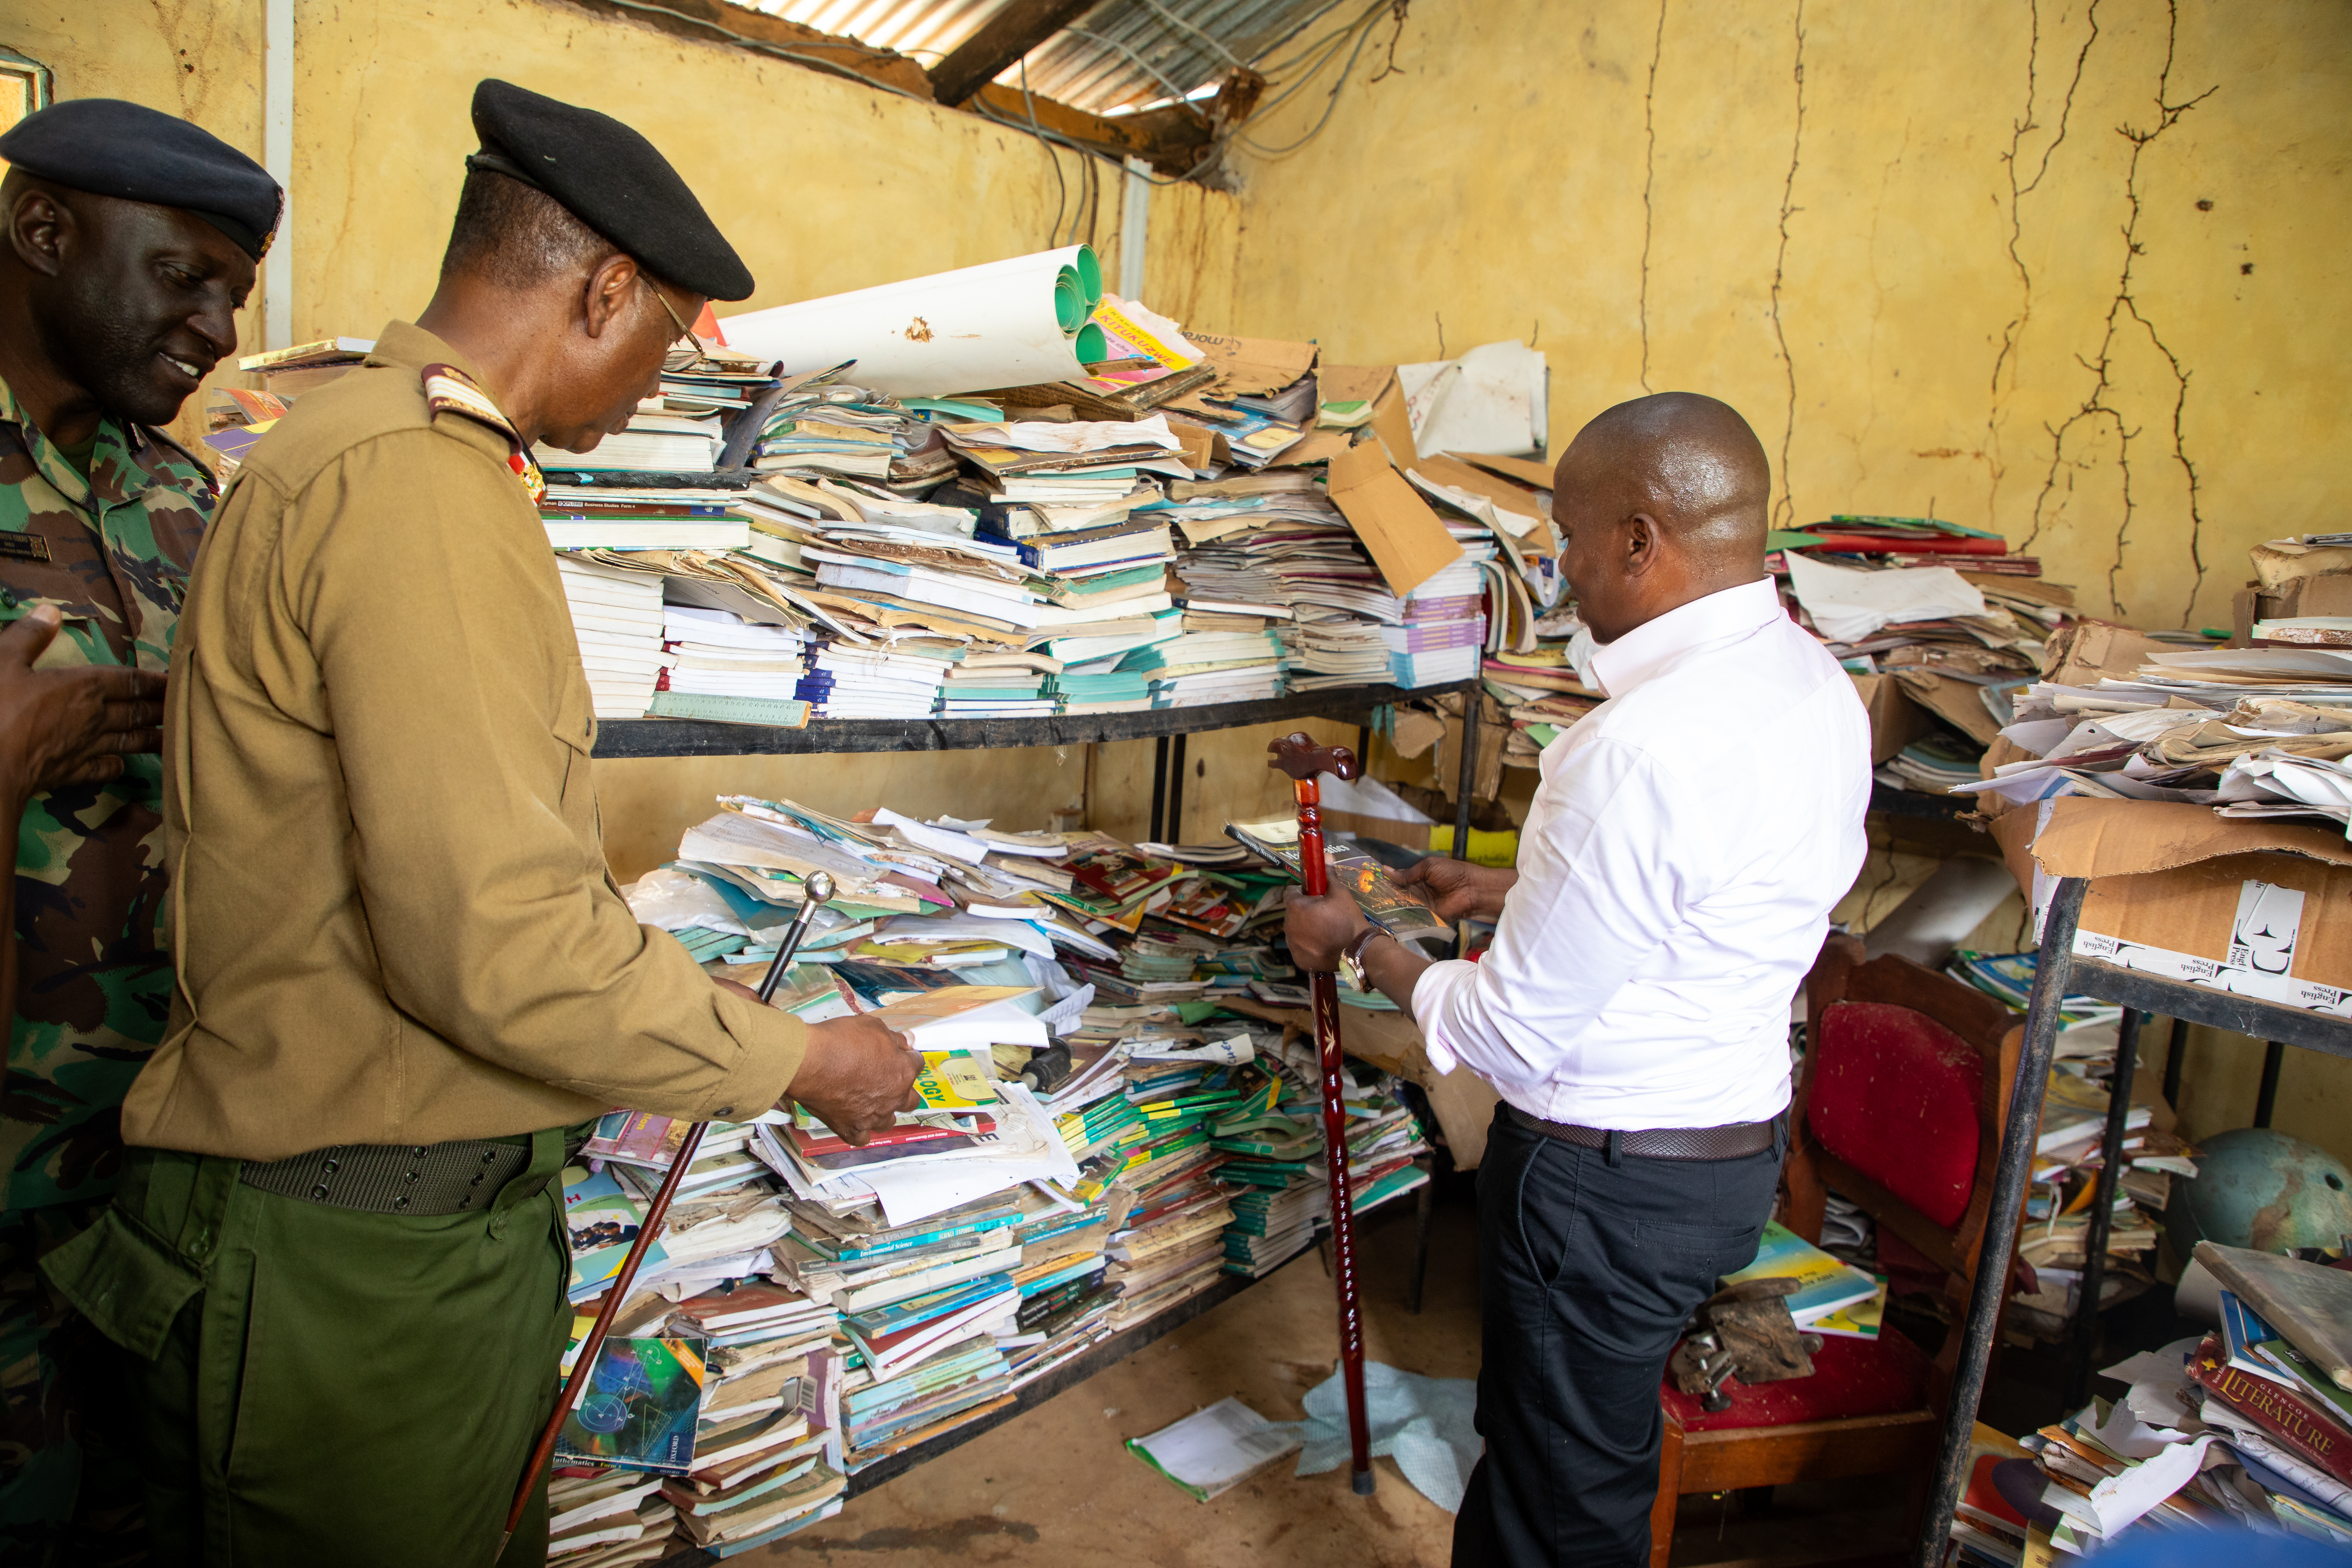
top-left (466, 79), bottom-right (754, 302)
top-left (0, 98), bottom-right (281, 261)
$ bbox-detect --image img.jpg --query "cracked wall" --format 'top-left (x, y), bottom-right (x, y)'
top-left (1229, 0), bottom-right (2351, 632)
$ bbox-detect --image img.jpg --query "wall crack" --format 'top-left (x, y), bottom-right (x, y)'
top-left (2024, 0), bottom-right (2214, 623)
top-left (1766, 0), bottom-right (1806, 528)
top-left (1989, 0), bottom-right (2100, 527)
top-left (1638, 0), bottom-right (1667, 392)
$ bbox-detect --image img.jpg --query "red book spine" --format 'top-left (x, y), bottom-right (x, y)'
top-left (2189, 1336), bottom-right (2352, 1486)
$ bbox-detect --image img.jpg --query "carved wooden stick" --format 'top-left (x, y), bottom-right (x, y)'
top-left (1266, 733), bottom-right (1375, 1497)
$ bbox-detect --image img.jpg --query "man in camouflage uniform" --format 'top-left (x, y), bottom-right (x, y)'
top-left (0, 99), bottom-right (279, 1565)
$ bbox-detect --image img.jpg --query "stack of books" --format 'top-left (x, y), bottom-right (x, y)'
top-left (559, 793), bottom-right (1444, 1515)
top-left (1956, 1240), bottom-right (2352, 1561)
top-left (558, 556), bottom-right (667, 719)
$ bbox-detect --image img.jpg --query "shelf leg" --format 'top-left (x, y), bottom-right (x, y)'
top-left (2161, 1016), bottom-right (2188, 1110)
top-left (2253, 1040), bottom-right (2285, 1128)
top-left (1148, 735), bottom-right (1170, 845)
top-left (2065, 1008), bottom-right (2142, 1407)
top-left (1916, 876), bottom-right (2086, 1568)
top-left (1407, 1173), bottom-right (1433, 1315)
top-left (1168, 733), bottom-right (1188, 848)
top-left (1450, 698), bottom-right (1478, 862)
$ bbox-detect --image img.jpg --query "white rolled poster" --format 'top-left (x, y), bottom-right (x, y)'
top-left (719, 245), bottom-right (1108, 397)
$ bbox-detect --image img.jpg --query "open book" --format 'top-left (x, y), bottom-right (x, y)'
top-left (1224, 813), bottom-right (1447, 944)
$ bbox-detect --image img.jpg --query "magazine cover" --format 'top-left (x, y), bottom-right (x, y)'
top-left (555, 1333), bottom-right (711, 1475)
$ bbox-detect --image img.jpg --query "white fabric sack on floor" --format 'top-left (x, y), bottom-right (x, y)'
top-left (1280, 1361), bottom-right (1480, 1513)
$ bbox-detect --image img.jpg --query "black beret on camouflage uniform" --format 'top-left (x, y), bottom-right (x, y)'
top-left (464, 78), bottom-right (754, 302)
top-left (0, 98), bottom-right (282, 260)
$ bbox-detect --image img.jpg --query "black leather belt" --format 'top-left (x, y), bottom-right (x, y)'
top-left (240, 1138), bottom-right (537, 1216)
top-left (1505, 1103), bottom-right (1785, 1161)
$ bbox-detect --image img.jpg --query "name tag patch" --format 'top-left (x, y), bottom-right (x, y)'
top-left (0, 531), bottom-right (51, 563)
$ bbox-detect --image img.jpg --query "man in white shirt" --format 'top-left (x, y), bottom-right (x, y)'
top-left (1285, 392), bottom-right (1870, 1567)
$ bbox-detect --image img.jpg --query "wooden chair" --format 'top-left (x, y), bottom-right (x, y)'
top-left (1646, 933), bottom-right (2026, 1567)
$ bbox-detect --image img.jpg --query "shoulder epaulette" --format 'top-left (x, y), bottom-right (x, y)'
top-left (421, 363), bottom-right (521, 445)
top-left (421, 362), bottom-right (545, 506)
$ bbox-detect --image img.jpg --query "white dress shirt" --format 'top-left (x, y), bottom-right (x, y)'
top-left (1412, 576), bottom-right (1870, 1129)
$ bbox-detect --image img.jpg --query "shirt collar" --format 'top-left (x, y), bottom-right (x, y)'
top-left (1584, 577), bottom-right (1785, 699)
top-left (0, 373), bottom-right (158, 511)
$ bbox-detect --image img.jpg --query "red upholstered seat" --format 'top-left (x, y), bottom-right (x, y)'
top-left (1660, 1328), bottom-right (1931, 1433)
top-left (1807, 1001), bottom-right (1981, 1229)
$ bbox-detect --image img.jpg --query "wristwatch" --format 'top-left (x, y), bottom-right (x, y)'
top-left (1342, 925), bottom-right (1390, 992)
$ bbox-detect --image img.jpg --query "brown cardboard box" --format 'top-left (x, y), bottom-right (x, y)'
top-left (2042, 620), bottom-right (2177, 686)
top-left (1895, 667), bottom-right (2004, 747)
top-left (1326, 438), bottom-right (1465, 596)
top-left (2021, 798), bottom-right (2352, 1015)
top-left (1851, 672), bottom-right (1934, 764)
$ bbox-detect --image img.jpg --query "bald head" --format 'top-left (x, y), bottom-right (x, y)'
top-left (1552, 392), bottom-right (1774, 642)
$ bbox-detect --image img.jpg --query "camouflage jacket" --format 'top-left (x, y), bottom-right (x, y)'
top-left (0, 375), bottom-right (210, 1211)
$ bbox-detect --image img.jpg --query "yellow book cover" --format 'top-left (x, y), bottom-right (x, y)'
top-left (910, 1051), bottom-right (1000, 1112)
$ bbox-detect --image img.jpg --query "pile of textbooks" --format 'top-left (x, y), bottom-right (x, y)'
top-left (543, 793), bottom-right (1443, 1562)
top-left (503, 285), bottom-right (1590, 723)
top-left (1946, 950), bottom-right (2203, 1339)
top-left (1945, 1240), bottom-right (2351, 1563)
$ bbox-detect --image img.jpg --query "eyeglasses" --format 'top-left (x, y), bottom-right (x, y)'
top-left (641, 277), bottom-right (702, 356)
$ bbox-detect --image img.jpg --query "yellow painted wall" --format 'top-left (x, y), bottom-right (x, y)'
top-left (1229, 0), bottom-right (2352, 634)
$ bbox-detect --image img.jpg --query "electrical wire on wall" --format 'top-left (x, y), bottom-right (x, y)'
top-left (589, 0), bottom-right (1408, 252)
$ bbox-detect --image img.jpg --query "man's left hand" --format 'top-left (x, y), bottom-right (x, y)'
top-left (1283, 885), bottom-right (1369, 973)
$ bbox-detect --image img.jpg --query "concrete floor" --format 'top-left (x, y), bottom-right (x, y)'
top-left (756, 1182), bottom-right (1912, 1568)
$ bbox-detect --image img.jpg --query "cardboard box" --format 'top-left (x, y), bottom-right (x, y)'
top-left (1326, 437), bottom-right (1465, 596)
top-left (1850, 672), bottom-right (1934, 765)
top-left (2041, 620), bottom-right (2177, 687)
top-left (2017, 798), bottom-right (2352, 1018)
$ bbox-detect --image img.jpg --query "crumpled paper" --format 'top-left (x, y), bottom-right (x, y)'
top-left (1279, 1362), bottom-right (1480, 1513)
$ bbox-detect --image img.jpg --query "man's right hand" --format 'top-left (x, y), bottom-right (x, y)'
top-left (782, 1012), bottom-right (922, 1146)
top-left (0, 606), bottom-right (166, 805)
top-left (1397, 855), bottom-right (1518, 923)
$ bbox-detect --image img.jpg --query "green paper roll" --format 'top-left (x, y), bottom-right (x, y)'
top-left (1073, 322), bottom-right (1108, 365)
top-left (1054, 267), bottom-right (1086, 335)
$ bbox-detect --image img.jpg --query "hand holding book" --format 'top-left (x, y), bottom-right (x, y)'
top-left (719, 983), bottom-right (920, 1146)
top-left (1395, 855), bottom-right (1518, 923)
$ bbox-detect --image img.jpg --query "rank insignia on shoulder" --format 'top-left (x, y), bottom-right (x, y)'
top-left (421, 363), bottom-right (519, 442)
top-left (421, 363), bottom-right (544, 505)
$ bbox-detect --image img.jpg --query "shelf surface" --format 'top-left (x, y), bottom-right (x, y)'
top-left (2066, 953), bottom-right (2352, 1059)
top-left (592, 680), bottom-right (1478, 758)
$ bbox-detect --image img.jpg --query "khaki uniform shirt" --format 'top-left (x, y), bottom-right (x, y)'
top-left (0, 376), bottom-right (211, 1209)
top-left (125, 322), bottom-right (804, 1160)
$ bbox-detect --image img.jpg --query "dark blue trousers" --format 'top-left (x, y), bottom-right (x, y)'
top-left (1451, 1106), bottom-right (1784, 1568)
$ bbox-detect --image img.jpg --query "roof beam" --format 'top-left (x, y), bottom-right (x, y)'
top-left (929, 0), bottom-right (1102, 106)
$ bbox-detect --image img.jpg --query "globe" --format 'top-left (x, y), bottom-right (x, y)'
top-left (2164, 1127), bottom-right (2352, 1256)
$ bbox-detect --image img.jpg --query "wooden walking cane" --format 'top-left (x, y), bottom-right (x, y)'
top-left (497, 872), bottom-right (836, 1559)
top-left (1267, 733), bottom-right (1376, 1497)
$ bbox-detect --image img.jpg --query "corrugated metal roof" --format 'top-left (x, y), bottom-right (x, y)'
top-left (751, 0), bottom-right (1344, 115)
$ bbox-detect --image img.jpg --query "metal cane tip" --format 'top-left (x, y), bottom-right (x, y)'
top-left (802, 871), bottom-right (835, 905)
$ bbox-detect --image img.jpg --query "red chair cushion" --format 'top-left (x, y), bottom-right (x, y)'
top-left (1661, 1328), bottom-right (1931, 1432)
top-left (1808, 1001), bottom-right (1981, 1229)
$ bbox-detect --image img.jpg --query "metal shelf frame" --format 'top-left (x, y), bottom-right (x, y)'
top-left (1914, 875), bottom-right (2352, 1567)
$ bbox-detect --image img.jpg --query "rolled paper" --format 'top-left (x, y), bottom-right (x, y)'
top-left (721, 245), bottom-right (1104, 397)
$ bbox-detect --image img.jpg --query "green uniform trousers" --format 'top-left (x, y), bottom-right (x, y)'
top-left (0, 1198), bottom-right (147, 1568)
top-left (40, 1130), bottom-right (571, 1568)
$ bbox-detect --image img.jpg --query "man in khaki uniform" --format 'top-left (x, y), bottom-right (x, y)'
top-left (47, 80), bottom-right (916, 1567)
